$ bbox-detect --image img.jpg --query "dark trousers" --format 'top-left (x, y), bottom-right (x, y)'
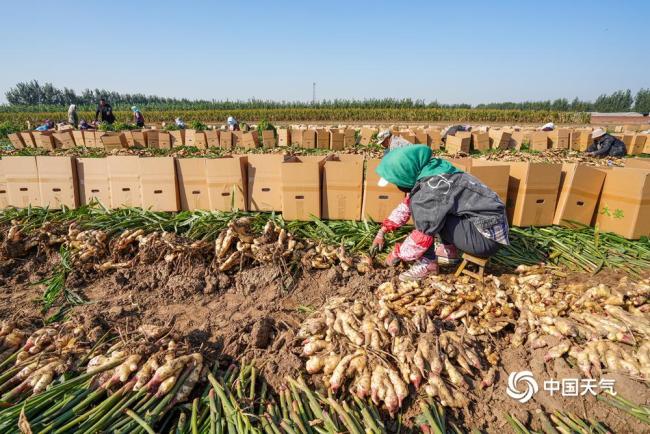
top-left (423, 215), bottom-right (501, 259)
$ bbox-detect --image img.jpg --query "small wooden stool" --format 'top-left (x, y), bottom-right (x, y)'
top-left (454, 253), bottom-right (488, 282)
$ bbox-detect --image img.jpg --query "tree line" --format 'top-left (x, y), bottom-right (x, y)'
top-left (4, 80), bottom-right (650, 113)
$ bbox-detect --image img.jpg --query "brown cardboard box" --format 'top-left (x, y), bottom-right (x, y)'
top-left (281, 156), bottom-right (322, 220)
top-left (595, 168), bottom-right (650, 239)
top-left (123, 131), bottom-right (135, 147)
top-left (469, 161), bottom-right (510, 202)
top-left (626, 158), bottom-right (650, 170)
top-left (471, 132), bottom-right (490, 151)
top-left (232, 131), bottom-right (243, 147)
top-left (53, 131), bottom-right (76, 149)
top-left (445, 135), bottom-right (471, 153)
top-left (176, 158), bottom-right (210, 211)
top-left (644, 135), bottom-right (650, 154)
top-left (621, 134), bottom-right (635, 150)
top-left (530, 131), bottom-right (549, 151)
top-left (290, 128), bottom-right (304, 147)
top-left (85, 131), bottom-right (100, 148)
top-left (169, 130), bottom-right (185, 147)
top-left (3, 156), bottom-right (41, 207)
top-left (99, 132), bottom-right (126, 151)
top-left (131, 130), bottom-right (147, 148)
top-left (145, 130), bottom-right (159, 149)
top-left (33, 131), bottom-right (54, 150)
top-left (261, 130), bottom-right (276, 147)
top-left (489, 130), bottom-right (512, 150)
top-left (76, 158), bottom-right (110, 206)
top-left (553, 163), bottom-right (606, 226)
top-left (158, 132), bottom-right (172, 149)
top-left (219, 131), bottom-right (233, 149)
top-left (188, 130), bottom-right (207, 149)
top-left (629, 134), bottom-right (648, 155)
top-left (276, 128), bottom-right (290, 147)
top-left (322, 155), bottom-right (364, 220)
top-left (240, 131), bottom-right (259, 149)
top-left (206, 156), bottom-right (247, 211)
top-left (72, 130), bottom-right (85, 147)
top-left (247, 154), bottom-right (284, 211)
top-left (330, 130), bottom-right (344, 151)
top-left (184, 129), bottom-right (197, 147)
top-left (107, 156), bottom-right (141, 208)
top-left (8, 133), bottom-right (24, 149)
top-left (548, 129), bottom-right (571, 149)
top-left (139, 157), bottom-right (179, 211)
top-left (302, 130), bottom-right (316, 148)
top-left (36, 156), bottom-right (79, 209)
top-left (204, 129), bottom-right (219, 148)
top-left (398, 131), bottom-right (416, 144)
top-left (0, 160), bottom-right (8, 209)
top-left (362, 158), bottom-right (405, 222)
top-left (505, 162), bottom-right (562, 227)
top-left (414, 129), bottom-right (428, 146)
top-left (20, 132), bottom-right (36, 148)
top-left (426, 128), bottom-right (442, 150)
top-left (570, 130), bottom-right (592, 152)
top-left (360, 128), bottom-right (378, 146)
top-left (316, 129), bottom-right (330, 149)
top-left (343, 128), bottom-right (356, 147)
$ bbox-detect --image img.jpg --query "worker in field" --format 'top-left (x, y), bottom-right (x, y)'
top-left (369, 145), bottom-right (509, 282)
top-left (586, 128), bottom-right (627, 158)
top-left (441, 124), bottom-right (471, 142)
top-left (539, 122), bottom-right (555, 131)
top-left (227, 116), bottom-right (240, 131)
top-left (376, 130), bottom-right (413, 154)
top-left (35, 119), bottom-right (54, 131)
top-left (95, 98), bottom-right (116, 124)
top-left (131, 106), bottom-right (145, 127)
top-left (67, 104), bottom-right (78, 128)
top-left (175, 117), bottom-right (186, 129)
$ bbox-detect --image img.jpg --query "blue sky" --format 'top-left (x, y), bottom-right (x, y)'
top-left (0, 0), bottom-right (647, 104)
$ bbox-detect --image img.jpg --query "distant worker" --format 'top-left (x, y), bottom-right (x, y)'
top-left (95, 98), bottom-right (116, 124)
top-left (131, 106), bottom-right (145, 127)
top-left (175, 117), bottom-right (186, 129)
top-left (586, 128), bottom-right (627, 158)
top-left (68, 104), bottom-right (78, 128)
top-left (539, 122), bottom-right (555, 131)
top-left (376, 130), bottom-right (414, 154)
top-left (227, 116), bottom-right (240, 131)
top-left (441, 124), bottom-right (471, 142)
top-left (370, 145), bottom-right (508, 282)
top-left (35, 119), bottom-right (54, 131)
top-left (79, 120), bottom-right (94, 130)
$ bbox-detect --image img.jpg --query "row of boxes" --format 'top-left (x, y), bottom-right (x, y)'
top-left (0, 155), bottom-right (648, 239)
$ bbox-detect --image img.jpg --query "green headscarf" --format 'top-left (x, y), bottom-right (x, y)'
top-left (376, 145), bottom-right (462, 189)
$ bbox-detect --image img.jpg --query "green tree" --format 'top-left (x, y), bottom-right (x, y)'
top-left (594, 89), bottom-right (633, 112)
top-left (634, 88), bottom-right (650, 113)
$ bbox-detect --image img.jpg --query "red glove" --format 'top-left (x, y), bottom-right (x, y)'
top-left (369, 228), bottom-right (385, 256)
top-left (385, 244), bottom-right (402, 266)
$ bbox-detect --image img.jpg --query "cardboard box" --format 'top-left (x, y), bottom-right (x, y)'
top-left (570, 130), bottom-right (592, 152)
top-left (629, 134), bottom-right (648, 155)
top-left (261, 130), bottom-right (276, 147)
top-left (0, 160), bottom-right (9, 209)
top-left (33, 131), bottom-right (54, 150)
top-left (219, 131), bottom-right (233, 149)
top-left (362, 158), bottom-right (405, 222)
top-left (176, 158), bottom-right (210, 210)
top-left (206, 156), bottom-right (247, 211)
top-left (414, 129), bottom-right (428, 146)
top-left (72, 130), bottom-right (85, 147)
top-left (426, 128), bottom-right (442, 150)
top-left (645, 135), bottom-right (650, 154)
top-left (322, 155), bottom-right (364, 220)
top-left (621, 134), bottom-right (635, 150)
top-left (505, 162), bottom-right (562, 227)
top-left (398, 131), bottom-right (416, 143)
top-left (469, 161), bottom-right (510, 203)
top-left (158, 132), bottom-right (172, 149)
top-left (445, 135), bottom-right (471, 153)
top-left (240, 131), bottom-right (259, 149)
top-left (107, 156), bottom-right (142, 208)
top-left (131, 130), bottom-right (147, 148)
top-left (343, 128), bottom-right (356, 147)
top-left (20, 132), bottom-right (35, 148)
top-left (122, 131), bottom-right (135, 147)
top-left (530, 131), bottom-right (549, 151)
top-left (471, 132), bottom-right (490, 151)
top-left (281, 156), bottom-right (322, 220)
top-left (76, 158), bottom-right (110, 206)
top-left (3, 156), bottom-right (41, 207)
top-left (233, 131), bottom-right (243, 147)
top-left (204, 129), bottom-right (219, 148)
top-left (290, 128), bottom-right (304, 147)
top-left (595, 168), bottom-right (650, 239)
top-left (316, 129), bottom-right (330, 149)
top-left (169, 130), bottom-right (185, 147)
top-left (247, 154), bottom-right (284, 211)
top-left (553, 163), bottom-right (606, 226)
top-left (276, 128), bottom-right (290, 147)
top-left (626, 158), bottom-right (650, 170)
top-left (360, 128), bottom-right (378, 146)
top-left (186, 130), bottom-right (207, 149)
top-left (145, 130), bottom-right (159, 149)
top-left (84, 131), bottom-right (99, 148)
top-left (489, 130), bottom-right (512, 150)
top-left (330, 130), bottom-right (344, 150)
top-left (36, 156), bottom-right (79, 209)
top-left (184, 129), bottom-right (197, 147)
top-left (548, 129), bottom-right (571, 149)
top-left (139, 157), bottom-right (179, 211)
top-left (8, 133), bottom-right (24, 149)
top-left (302, 129), bottom-right (316, 148)
top-left (99, 132), bottom-right (126, 151)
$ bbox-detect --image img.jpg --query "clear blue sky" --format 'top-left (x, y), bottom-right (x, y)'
top-left (0, 0), bottom-right (647, 104)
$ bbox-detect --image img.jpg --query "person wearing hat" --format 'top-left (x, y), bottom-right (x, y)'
top-left (131, 106), bottom-right (145, 128)
top-left (227, 116), bottom-right (240, 131)
top-left (441, 124), bottom-right (471, 142)
top-left (175, 117), bottom-right (186, 129)
top-left (539, 122), bottom-right (555, 131)
top-left (67, 104), bottom-right (78, 128)
top-left (586, 128), bottom-right (627, 157)
top-left (376, 129), bottom-right (413, 153)
top-left (369, 145), bottom-right (509, 282)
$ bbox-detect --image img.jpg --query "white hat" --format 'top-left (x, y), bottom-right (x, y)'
top-left (227, 116), bottom-right (236, 125)
top-left (542, 122), bottom-right (555, 130)
top-left (592, 128), bottom-right (606, 138)
top-left (376, 129), bottom-right (391, 144)
top-left (377, 177), bottom-right (389, 187)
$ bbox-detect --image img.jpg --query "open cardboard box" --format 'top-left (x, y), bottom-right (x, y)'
top-left (247, 154), bottom-right (283, 211)
top-left (20, 132), bottom-right (36, 148)
top-left (99, 132), bottom-right (127, 151)
top-left (629, 135), bottom-right (648, 155)
top-left (3, 156), bottom-right (41, 208)
top-left (219, 131), bottom-right (233, 149)
top-left (261, 130), bottom-right (276, 148)
top-left (322, 154), bottom-right (364, 220)
top-left (276, 128), bottom-right (290, 147)
top-left (280, 155), bottom-right (322, 220)
top-left (330, 130), bottom-right (344, 151)
top-left (176, 158), bottom-right (210, 211)
top-left (553, 163), bottom-right (605, 226)
top-left (471, 132), bottom-right (490, 151)
top-left (0, 160), bottom-right (8, 208)
top-left (8, 133), bottom-right (25, 149)
top-left (76, 158), bottom-right (111, 206)
top-left (570, 129), bottom-right (592, 152)
top-left (343, 128), bottom-right (356, 148)
top-left (240, 131), bottom-right (259, 149)
top-left (445, 158), bottom-right (509, 202)
top-left (316, 129), bottom-right (330, 149)
top-left (504, 162), bottom-right (562, 227)
top-left (107, 156), bottom-right (142, 208)
top-left (206, 156), bottom-right (248, 211)
top-left (169, 130), bottom-right (185, 147)
top-left (33, 131), bottom-right (54, 150)
top-left (445, 135), bottom-right (471, 153)
top-left (530, 131), bottom-right (549, 151)
top-left (359, 128), bottom-right (378, 146)
top-left (548, 129), bottom-right (571, 149)
top-left (36, 156), bottom-right (79, 209)
top-left (139, 157), bottom-right (179, 211)
top-left (362, 158), bottom-right (405, 222)
top-left (204, 130), bottom-right (219, 148)
top-left (84, 131), bottom-right (99, 148)
top-left (488, 130), bottom-right (512, 150)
